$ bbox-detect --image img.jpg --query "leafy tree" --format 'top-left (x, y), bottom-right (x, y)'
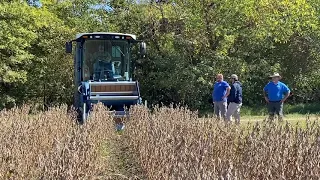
top-left (1, 0), bottom-right (320, 112)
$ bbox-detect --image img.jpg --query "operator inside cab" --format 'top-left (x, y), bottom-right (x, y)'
top-left (92, 45), bottom-right (113, 81)
top-left (83, 39), bottom-right (128, 81)
top-left (84, 43), bottom-right (115, 81)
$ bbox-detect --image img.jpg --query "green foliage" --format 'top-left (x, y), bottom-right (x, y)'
top-left (119, 0), bottom-right (320, 110)
top-left (1, 0), bottom-right (320, 112)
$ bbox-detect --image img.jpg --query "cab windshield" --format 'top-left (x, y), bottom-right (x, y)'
top-left (82, 40), bottom-right (130, 81)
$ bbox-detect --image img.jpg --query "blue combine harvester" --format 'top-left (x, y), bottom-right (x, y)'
top-left (65, 32), bottom-right (146, 130)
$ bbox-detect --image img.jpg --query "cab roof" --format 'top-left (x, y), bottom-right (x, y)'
top-left (75, 32), bottom-right (137, 40)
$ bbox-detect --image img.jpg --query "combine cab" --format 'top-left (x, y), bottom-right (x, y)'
top-left (65, 32), bottom-right (146, 130)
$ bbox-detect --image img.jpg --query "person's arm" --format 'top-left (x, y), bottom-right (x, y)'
top-left (281, 92), bottom-right (290, 103)
top-left (212, 84), bottom-right (215, 103)
top-left (263, 85), bottom-right (269, 103)
top-left (227, 84), bottom-right (233, 102)
top-left (234, 83), bottom-right (241, 103)
top-left (281, 84), bottom-right (291, 103)
top-left (222, 84), bottom-right (231, 99)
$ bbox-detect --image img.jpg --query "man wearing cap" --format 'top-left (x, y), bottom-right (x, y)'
top-left (226, 74), bottom-right (243, 124)
top-left (263, 73), bottom-right (290, 121)
top-left (212, 74), bottom-right (231, 120)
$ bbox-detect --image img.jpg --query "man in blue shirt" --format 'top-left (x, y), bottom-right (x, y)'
top-left (226, 74), bottom-right (242, 124)
top-left (212, 74), bottom-right (231, 120)
top-left (263, 73), bottom-right (290, 121)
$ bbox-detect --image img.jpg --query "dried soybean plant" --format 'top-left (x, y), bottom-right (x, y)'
top-left (0, 103), bottom-right (115, 179)
top-left (125, 105), bottom-right (320, 180)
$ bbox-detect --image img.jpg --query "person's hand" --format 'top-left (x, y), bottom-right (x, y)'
top-left (265, 97), bottom-right (269, 103)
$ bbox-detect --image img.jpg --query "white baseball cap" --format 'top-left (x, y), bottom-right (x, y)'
top-left (229, 74), bottom-right (238, 80)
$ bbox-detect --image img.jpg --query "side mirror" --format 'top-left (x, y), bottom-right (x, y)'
top-left (139, 42), bottom-right (146, 56)
top-left (65, 41), bottom-right (72, 53)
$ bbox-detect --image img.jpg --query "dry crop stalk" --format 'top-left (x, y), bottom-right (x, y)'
top-left (0, 103), bottom-right (115, 179)
top-left (124, 105), bottom-right (320, 180)
top-left (2, 104), bottom-right (319, 179)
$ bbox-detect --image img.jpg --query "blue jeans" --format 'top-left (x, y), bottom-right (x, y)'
top-left (268, 101), bottom-right (283, 120)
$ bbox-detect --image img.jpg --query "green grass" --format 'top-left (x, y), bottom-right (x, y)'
top-left (240, 103), bottom-right (320, 116)
top-left (239, 113), bottom-right (320, 128)
top-left (200, 103), bottom-right (320, 118)
top-left (201, 111), bottom-right (320, 128)
top-left (241, 113), bottom-right (315, 121)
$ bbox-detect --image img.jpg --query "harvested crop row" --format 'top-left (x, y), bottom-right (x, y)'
top-left (125, 106), bottom-right (320, 180)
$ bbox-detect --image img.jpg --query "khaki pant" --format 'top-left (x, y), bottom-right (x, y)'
top-left (214, 101), bottom-right (228, 120)
top-left (226, 102), bottom-right (242, 123)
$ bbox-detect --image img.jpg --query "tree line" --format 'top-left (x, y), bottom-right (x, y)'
top-left (1, 0), bottom-right (320, 112)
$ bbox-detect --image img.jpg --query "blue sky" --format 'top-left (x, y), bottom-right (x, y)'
top-left (31, 1), bottom-right (113, 11)
top-left (91, 4), bottom-right (113, 11)
top-left (32, 0), bottom-right (143, 11)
